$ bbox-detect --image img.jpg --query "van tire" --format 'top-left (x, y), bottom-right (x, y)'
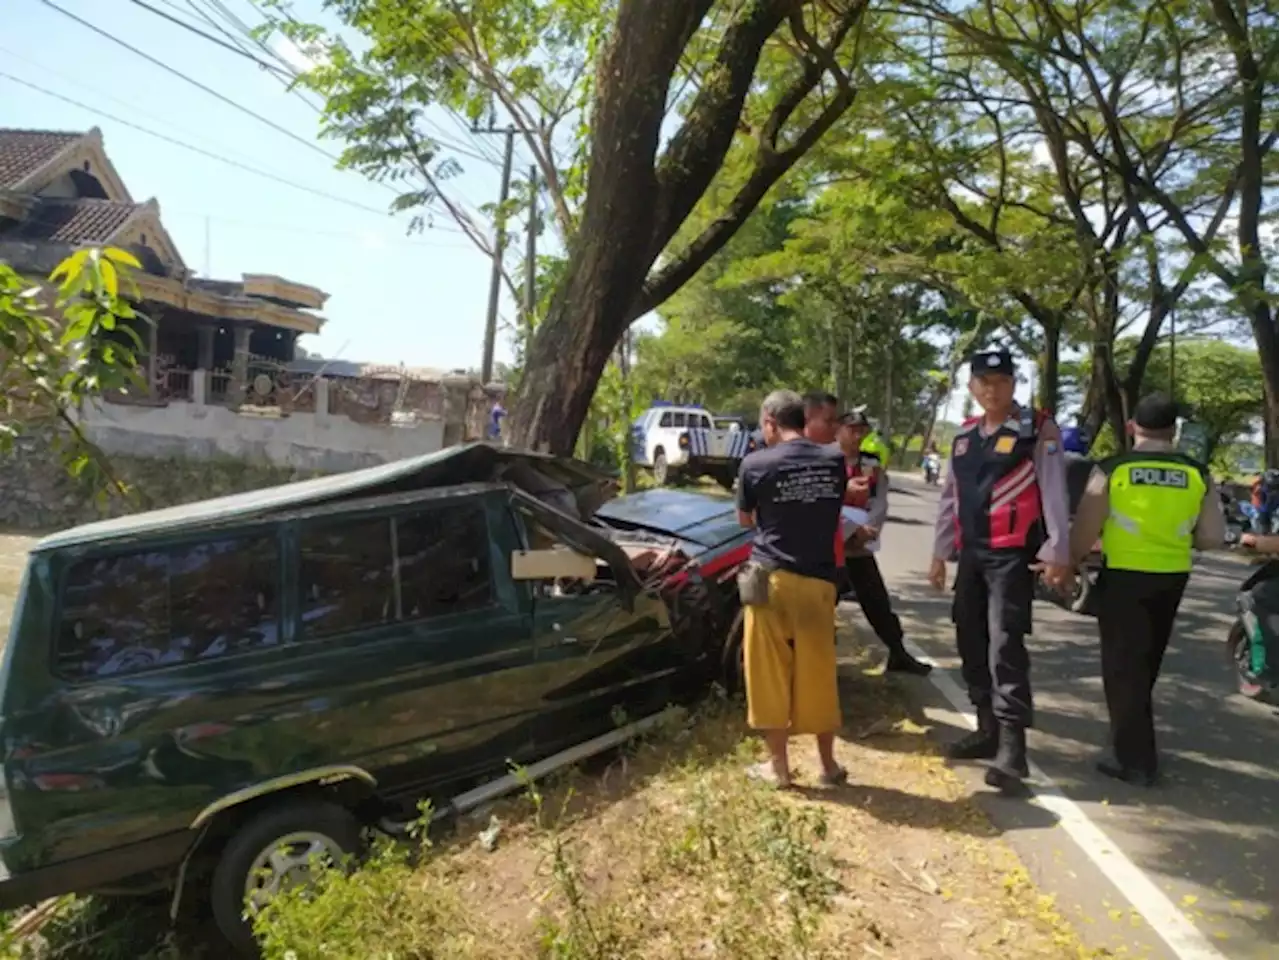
top-left (210, 799), bottom-right (363, 956)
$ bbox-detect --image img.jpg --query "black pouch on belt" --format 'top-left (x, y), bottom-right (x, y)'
top-left (737, 560), bottom-right (775, 606)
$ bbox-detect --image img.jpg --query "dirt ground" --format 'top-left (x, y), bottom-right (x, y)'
top-left (391, 630), bottom-right (1099, 960)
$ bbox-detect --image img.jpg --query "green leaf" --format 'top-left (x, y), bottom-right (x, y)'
top-left (102, 247), bottom-right (142, 269)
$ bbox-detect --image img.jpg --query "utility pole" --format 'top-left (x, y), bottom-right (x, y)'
top-left (204, 216), bottom-right (211, 277)
top-left (523, 165), bottom-right (538, 345)
top-left (478, 127), bottom-right (515, 384)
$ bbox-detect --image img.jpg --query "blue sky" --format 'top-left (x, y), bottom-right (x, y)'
top-left (2, 0), bottom-right (523, 372)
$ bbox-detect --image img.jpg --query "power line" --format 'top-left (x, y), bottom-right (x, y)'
top-left (37, 0), bottom-right (344, 167)
top-left (123, 0), bottom-right (291, 75)
top-left (0, 70), bottom-right (395, 217)
top-left (166, 211), bottom-right (480, 248)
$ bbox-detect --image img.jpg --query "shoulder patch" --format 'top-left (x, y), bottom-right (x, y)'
top-left (953, 437), bottom-right (970, 457)
top-left (1043, 440), bottom-right (1059, 454)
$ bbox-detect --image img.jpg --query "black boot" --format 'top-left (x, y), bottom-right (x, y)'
top-left (885, 645), bottom-right (933, 676)
top-left (984, 724), bottom-right (1030, 795)
top-left (945, 705), bottom-right (998, 760)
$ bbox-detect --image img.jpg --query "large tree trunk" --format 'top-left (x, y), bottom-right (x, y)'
top-left (506, 0), bottom-right (865, 453)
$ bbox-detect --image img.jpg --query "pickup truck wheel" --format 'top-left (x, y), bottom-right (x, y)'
top-left (210, 799), bottom-right (363, 956)
top-left (653, 449), bottom-right (670, 486)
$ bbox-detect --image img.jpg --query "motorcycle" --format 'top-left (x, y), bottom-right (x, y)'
top-left (922, 452), bottom-right (941, 485)
top-left (1224, 537), bottom-right (1278, 703)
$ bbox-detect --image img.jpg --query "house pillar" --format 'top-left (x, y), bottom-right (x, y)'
top-left (230, 323), bottom-right (252, 403)
top-left (146, 307), bottom-right (161, 399)
top-left (197, 324), bottom-right (216, 370)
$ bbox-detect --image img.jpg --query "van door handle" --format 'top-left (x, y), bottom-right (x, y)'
top-left (552, 623), bottom-right (579, 645)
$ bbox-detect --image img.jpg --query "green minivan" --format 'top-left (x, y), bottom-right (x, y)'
top-left (0, 443), bottom-right (750, 953)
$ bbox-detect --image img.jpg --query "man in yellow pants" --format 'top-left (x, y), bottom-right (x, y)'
top-left (737, 389), bottom-right (848, 788)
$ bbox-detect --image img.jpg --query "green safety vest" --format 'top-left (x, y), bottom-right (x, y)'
top-left (860, 433), bottom-right (889, 464)
top-left (1101, 452), bottom-right (1207, 573)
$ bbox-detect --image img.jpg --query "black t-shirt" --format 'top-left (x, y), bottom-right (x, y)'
top-left (737, 438), bottom-right (846, 583)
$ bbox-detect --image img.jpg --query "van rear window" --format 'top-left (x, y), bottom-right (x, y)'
top-left (56, 535), bottom-right (280, 681)
top-left (298, 504), bottom-right (494, 640)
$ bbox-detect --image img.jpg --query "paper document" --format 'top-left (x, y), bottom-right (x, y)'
top-left (840, 506), bottom-right (880, 553)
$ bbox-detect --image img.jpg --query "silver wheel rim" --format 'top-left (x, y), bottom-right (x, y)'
top-left (244, 831), bottom-right (344, 914)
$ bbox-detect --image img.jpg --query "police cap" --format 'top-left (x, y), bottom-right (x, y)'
top-left (970, 348), bottom-right (1015, 377)
top-left (839, 409), bottom-right (871, 428)
top-left (1132, 393), bottom-right (1180, 431)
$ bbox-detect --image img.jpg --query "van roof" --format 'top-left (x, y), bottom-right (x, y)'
top-left (36, 443), bottom-right (613, 553)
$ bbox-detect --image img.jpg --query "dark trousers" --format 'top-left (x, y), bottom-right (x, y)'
top-left (1096, 569), bottom-right (1188, 773)
top-left (845, 555), bottom-right (905, 652)
top-left (952, 548), bottom-right (1036, 727)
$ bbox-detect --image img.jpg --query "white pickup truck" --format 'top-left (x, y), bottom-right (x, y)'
top-left (629, 404), bottom-right (756, 488)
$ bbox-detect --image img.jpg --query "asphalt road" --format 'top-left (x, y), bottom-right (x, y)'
top-left (868, 473), bottom-right (1278, 960)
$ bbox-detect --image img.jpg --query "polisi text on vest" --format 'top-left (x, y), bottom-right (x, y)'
top-left (1129, 466), bottom-right (1189, 488)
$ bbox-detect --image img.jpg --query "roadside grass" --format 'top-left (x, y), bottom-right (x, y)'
top-left (1, 624), bottom-right (1102, 960)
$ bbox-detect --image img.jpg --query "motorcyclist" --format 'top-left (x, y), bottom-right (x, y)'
top-left (1228, 527), bottom-right (1269, 701)
top-left (1248, 472), bottom-right (1278, 533)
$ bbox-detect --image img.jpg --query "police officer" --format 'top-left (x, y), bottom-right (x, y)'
top-left (1070, 394), bottom-right (1225, 785)
top-left (929, 348), bottom-right (1072, 793)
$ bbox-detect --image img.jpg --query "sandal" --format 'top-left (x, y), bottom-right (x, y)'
top-left (817, 765), bottom-right (848, 787)
top-left (747, 760), bottom-right (792, 789)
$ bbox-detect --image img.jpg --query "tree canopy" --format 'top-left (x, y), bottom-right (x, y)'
top-left (261, 0), bottom-right (1276, 461)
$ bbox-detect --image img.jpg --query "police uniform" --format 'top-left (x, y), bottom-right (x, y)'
top-left (932, 349), bottom-right (1072, 790)
top-left (1070, 394), bottom-right (1225, 785)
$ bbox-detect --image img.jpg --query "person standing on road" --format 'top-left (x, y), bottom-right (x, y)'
top-left (1070, 394), bottom-right (1226, 785)
top-left (837, 410), bottom-right (932, 675)
top-left (737, 389), bottom-right (848, 788)
top-left (928, 348), bottom-right (1073, 794)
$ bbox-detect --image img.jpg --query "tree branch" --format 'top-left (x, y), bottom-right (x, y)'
top-left (633, 1), bottom-right (868, 318)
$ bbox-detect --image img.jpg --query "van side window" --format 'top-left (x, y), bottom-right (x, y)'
top-left (658, 412), bottom-right (673, 428)
top-left (56, 535), bottom-right (279, 681)
top-left (672, 411), bottom-right (688, 428)
top-left (396, 505), bottom-right (492, 619)
top-left (299, 517), bottom-right (395, 639)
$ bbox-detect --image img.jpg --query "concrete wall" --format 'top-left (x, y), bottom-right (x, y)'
top-left (77, 377), bottom-right (446, 474)
top-left (0, 427), bottom-right (318, 532)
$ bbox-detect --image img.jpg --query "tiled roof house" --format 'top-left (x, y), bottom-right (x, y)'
top-left (0, 127), bottom-right (328, 402)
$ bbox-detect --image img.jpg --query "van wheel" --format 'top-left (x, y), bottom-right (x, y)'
top-left (653, 448), bottom-right (670, 486)
top-left (210, 799), bottom-right (363, 956)
top-left (719, 610), bottom-right (745, 695)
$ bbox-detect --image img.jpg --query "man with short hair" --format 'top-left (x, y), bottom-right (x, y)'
top-left (929, 348), bottom-right (1072, 793)
top-left (737, 389), bottom-right (848, 788)
top-left (1071, 394), bottom-right (1226, 784)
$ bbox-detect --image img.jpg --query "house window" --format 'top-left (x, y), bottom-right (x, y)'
top-left (56, 534), bottom-right (281, 681)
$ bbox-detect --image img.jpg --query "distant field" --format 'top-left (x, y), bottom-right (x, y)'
top-left (0, 532), bottom-right (37, 643)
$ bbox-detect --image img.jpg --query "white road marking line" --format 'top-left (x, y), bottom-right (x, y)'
top-left (904, 639), bottom-right (1231, 960)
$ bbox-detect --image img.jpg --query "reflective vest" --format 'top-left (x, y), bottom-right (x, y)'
top-left (860, 433), bottom-right (890, 467)
top-left (1101, 452), bottom-right (1206, 573)
top-left (951, 407), bottom-right (1047, 552)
